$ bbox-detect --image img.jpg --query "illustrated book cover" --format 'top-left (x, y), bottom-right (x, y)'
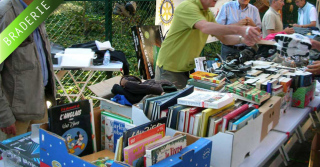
top-left (101, 112), bottom-right (135, 152)
top-left (122, 117), bottom-right (167, 160)
top-left (48, 99), bottom-right (96, 157)
top-left (123, 134), bottom-right (163, 166)
top-left (145, 134), bottom-right (187, 166)
top-left (0, 132), bottom-right (40, 167)
top-left (131, 25), bottom-right (164, 79)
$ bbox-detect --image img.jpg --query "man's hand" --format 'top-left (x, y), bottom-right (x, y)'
top-left (284, 27), bottom-right (295, 34)
top-left (292, 24), bottom-right (300, 27)
top-left (1, 123), bottom-right (16, 135)
top-left (245, 17), bottom-right (255, 27)
top-left (241, 26), bottom-right (261, 43)
top-left (242, 37), bottom-right (256, 46)
top-left (237, 18), bottom-right (247, 26)
top-left (306, 61), bottom-right (320, 75)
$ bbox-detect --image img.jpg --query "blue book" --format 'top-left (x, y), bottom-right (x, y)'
top-left (232, 109), bottom-right (259, 130)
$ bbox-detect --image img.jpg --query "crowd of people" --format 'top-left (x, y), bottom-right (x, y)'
top-left (0, 0), bottom-right (320, 138)
top-left (156, 0), bottom-right (320, 88)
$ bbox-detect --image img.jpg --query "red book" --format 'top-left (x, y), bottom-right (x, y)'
top-left (221, 104), bottom-right (249, 132)
top-left (128, 124), bottom-right (165, 145)
top-left (184, 107), bottom-right (204, 133)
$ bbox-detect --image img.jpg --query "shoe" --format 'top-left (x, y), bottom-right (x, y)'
top-left (125, 1), bottom-right (137, 16)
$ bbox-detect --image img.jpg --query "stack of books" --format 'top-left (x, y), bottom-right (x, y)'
top-left (187, 71), bottom-right (225, 91)
top-left (226, 81), bottom-right (270, 104)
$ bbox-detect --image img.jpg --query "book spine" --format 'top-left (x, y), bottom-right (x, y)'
top-left (177, 99), bottom-right (202, 107)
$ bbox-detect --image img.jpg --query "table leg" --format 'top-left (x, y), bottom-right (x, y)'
top-left (54, 72), bottom-right (73, 103)
top-left (75, 71), bottom-right (94, 101)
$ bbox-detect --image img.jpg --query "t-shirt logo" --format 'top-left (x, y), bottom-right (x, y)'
top-left (159, 0), bottom-right (175, 25)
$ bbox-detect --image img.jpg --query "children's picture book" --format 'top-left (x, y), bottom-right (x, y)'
top-left (145, 134), bottom-right (187, 166)
top-left (123, 134), bottom-right (163, 166)
top-left (128, 124), bottom-right (165, 145)
top-left (0, 132), bottom-right (40, 167)
top-left (122, 117), bottom-right (167, 160)
top-left (48, 99), bottom-right (96, 157)
top-left (177, 90), bottom-right (234, 109)
top-left (101, 112), bottom-right (135, 153)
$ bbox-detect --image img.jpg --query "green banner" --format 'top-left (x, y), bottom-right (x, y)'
top-left (0, 0), bottom-right (63, 64)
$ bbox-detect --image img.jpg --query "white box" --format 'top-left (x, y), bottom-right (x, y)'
top-left (130, 105), bottom-right (263, 167)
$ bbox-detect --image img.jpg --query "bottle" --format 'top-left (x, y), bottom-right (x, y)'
top-left (103, 50), bottom-right (110, 66)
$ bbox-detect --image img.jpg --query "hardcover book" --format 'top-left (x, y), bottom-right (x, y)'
top-left (48, 99), bottom-right (96, 157)
top-left (123, 134), bottom-right (163, 166)
top-left (199, 102), bottom-right (235, 137)
top-left (221, 104), bottom-right (249, 132)
top-left (122, 117), bottom-right (167, 160)
top-left (101, 112), bottom-right (135, 152)
top-left (177, 90), bottom-right (233, 109)
top-left (145, 134), bottom-right (187, 166)
top-left (128, 124), bottom-right (165, 146)
top-left (131, 25), bottom-right (164, 79)
top-left (0, 132), bottom-right (39, 167)
top-left (231, 109), bottom-right (260, 130)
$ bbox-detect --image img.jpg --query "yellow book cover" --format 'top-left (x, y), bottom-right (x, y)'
top-left (189, 71), bottom-right (219, 83)
top-left (199, 101), bottom-right (235, 137)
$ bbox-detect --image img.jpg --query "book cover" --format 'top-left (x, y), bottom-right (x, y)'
top-left (102, 115), bottom-right (135, 153)
top-left (122, 117), bottom-right (167, 160)
top-left (101, 111), bottom-right (133, 150)
top-left (145, 135), bottom-right (187, 166)
top-left (131, 25), bottom-right (163, 79)
top-left (123, 134), bottom-right (163, 166)
top-left (177, 90), bottom-right (233, 109)
top-left (0, 132), bottom-right (40, 167)
top-left (199, 102), bottom-right (235, 137)
top-left (128, 124), bottom-right (165, 145)
top-left (191, 112), bottom-right (202, 136)
top-left (228, 107), bottom-right (255, 130)
top-left (232, 109), bottom-right (260, 130)
top-left (184, 107), bottom-right (204, 133)
top-left (48, 99), bottom-right (96, 156)
top-left (167, 104), bottom-right (188, 129)
top-left (153, 86), bottom-right (194, 121)
top-left (144, 92), bottom-right (178, 119)
top-left (189, 71), bottom-right (224, 83)
top-left (221, 104), bottom-right (249, 132)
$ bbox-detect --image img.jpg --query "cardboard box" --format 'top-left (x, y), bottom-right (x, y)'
top-left (88, 76), bottom-right (132, 118)
top-left (39, 108), bottom-right (115, 167)
top-left (292, 82), bottom-right (315, 108)
top-left (259, 96), bottom-right (281, 141)
top-left (131, 105), bottom-right (263, 167)
top-left (309, 133), bottom-right (320, 167)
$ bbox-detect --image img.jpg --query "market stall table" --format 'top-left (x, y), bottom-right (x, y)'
top-left (53, 61), bottom-right (123, 103)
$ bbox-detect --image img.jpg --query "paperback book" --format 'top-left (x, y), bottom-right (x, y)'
top-left (177, 90), bottom-right (233, 109)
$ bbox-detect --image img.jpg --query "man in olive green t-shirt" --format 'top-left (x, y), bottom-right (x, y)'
top-left (155, 0), bottom-right (261, 89)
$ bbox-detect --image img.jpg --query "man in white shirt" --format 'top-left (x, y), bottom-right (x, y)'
top-left (293, 0), bottom-right (317, 28)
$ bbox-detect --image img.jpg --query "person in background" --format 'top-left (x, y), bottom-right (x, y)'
top-left (0, 0), bottom-right (56, 139)
top-left (155, 0), bottom-right (261, 89)
top-left (216, 0), bottom-right (261, 60)
top-left (262, 0), bottom-right (295, 38)
top-left (293, 0), bottom-right (318, 28)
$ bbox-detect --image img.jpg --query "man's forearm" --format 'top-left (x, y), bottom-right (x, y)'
top-left (196, 21), bottom-right (244, 36)
top-left (217, 35), bottom-right (242, 45)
